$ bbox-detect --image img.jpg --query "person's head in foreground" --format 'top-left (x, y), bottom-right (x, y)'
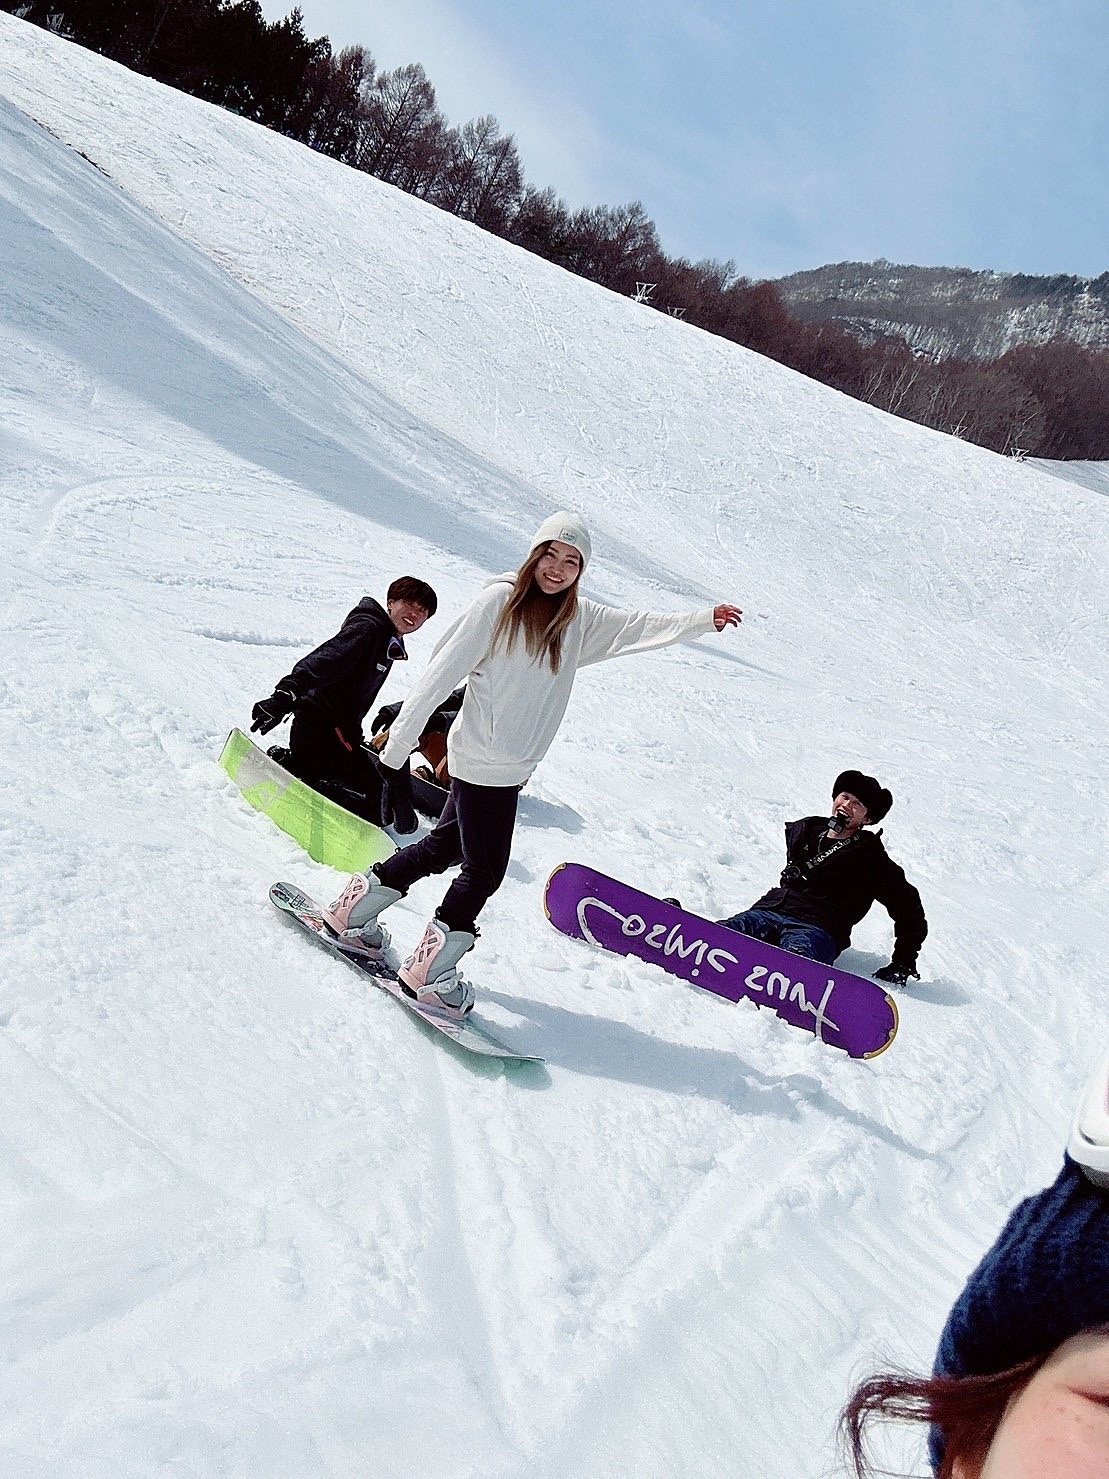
top-left (841, 1052), bottom-right (1109, 1477)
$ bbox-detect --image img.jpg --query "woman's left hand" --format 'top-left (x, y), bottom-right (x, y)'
top-left (713, 604), bottom-right (743, 631)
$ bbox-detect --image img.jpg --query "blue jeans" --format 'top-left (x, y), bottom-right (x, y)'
top-left (715, 908), bottom-right (837, 964)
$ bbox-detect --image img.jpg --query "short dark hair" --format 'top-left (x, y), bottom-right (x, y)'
top-left (387, 575), bottom-right (437, 617)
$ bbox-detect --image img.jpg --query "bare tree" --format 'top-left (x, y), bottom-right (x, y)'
top-left (292, 44), bottom-right (374, 158)
top-left (428, 115), bottom-right (523, 231)
top-left (562, 202), bottom-right (661, 292)
top-left (355, 63), bottom-right (445, 186)
top-left (504, 185), bottom-right (573, 262)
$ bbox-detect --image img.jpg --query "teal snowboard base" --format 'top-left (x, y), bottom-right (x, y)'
top-left (219, 728), bottom-right (395, 873)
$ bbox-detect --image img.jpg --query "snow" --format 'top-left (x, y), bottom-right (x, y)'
top-left (1, 14), bottom-right (1106, 1476)
top-left (1033, 456), bottom-right (1109, 499)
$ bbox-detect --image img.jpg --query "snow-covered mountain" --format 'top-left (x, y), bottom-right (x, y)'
top-left (775, 259), bottom-right (1109, 359)
top-left (1, 14), bottom-right (1106, 1478)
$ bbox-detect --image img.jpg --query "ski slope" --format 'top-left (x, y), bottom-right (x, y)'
top-left (1, 15), bottom-right (1106, 1477)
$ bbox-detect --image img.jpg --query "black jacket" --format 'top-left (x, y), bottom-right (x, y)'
top-left (370, 687), bottom-right (466, 741)
top-left (749, 815), bottom-right (928, 964)
top-left (280, 598), bottom-right (403, 738)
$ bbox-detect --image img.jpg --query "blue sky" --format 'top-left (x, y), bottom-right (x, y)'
top-left (262, 0), bottom-right (1108, 282)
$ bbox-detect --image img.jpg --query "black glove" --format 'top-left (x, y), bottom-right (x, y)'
top-left (874, 959), bottom-right (919, 987)
top-left (371, 753), bottom-right (418, 835)
top-left (370, 701), bottom-right (401, 737)
top-left (250, 686), bottom-right (296, 734)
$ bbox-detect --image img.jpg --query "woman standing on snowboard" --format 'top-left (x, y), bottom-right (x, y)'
top-left (322, 511), bottom-right (743, 1017)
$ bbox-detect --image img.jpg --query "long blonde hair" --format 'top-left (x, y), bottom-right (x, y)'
top-left (490, 543), bottom-right (581, 674)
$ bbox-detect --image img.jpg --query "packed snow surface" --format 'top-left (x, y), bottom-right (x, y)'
top-left (1, 15), bottom-right (1106, 1477)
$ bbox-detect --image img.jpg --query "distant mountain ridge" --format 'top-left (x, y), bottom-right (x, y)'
top-left (773, 260), bottom-right (1109, 361)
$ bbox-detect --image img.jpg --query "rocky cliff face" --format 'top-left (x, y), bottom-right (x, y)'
top-left (773, 260), bottom-right (1109, 360)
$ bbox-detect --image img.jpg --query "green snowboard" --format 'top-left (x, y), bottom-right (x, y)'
top-left (219, 728), bottom-right (395, 873)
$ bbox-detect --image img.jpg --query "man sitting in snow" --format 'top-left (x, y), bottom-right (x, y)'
top-left (369, 687), bottom-right (466, 790)
top-left (249, 575), bottom-right (438, 830)
top-left (715, 770), bottom-right (927, 984)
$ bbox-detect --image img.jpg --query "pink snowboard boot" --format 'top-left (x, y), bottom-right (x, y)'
top-left (398, 919), bottom-right (476, 1018)
top-left (321, 870), bottom-right (402, 958)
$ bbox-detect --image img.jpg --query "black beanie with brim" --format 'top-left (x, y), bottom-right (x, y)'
top-left (833, 769), bottom-right (892, 823)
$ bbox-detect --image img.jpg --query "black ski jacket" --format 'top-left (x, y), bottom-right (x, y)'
top-left (749, 815), bottom-right (928, 964)
top-left (279, 598), bottom-right (404, 740)
top-left (370, 688), bottom-right (465, 741)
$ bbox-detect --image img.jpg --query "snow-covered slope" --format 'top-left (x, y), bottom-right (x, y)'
top-left (1033, 456), bottom-right (1109, 499)
top-left (1, 15), bottom-right (1106, 1478)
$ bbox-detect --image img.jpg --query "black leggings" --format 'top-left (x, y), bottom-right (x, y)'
top-left (375, 778), bottom-right (519, 934)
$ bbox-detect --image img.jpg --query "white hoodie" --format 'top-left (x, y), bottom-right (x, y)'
top-left (379, 576), bottom-right (717, 788)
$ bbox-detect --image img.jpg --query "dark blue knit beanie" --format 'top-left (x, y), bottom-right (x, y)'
top-left (928, 1156), bottom-right (1109, 1472)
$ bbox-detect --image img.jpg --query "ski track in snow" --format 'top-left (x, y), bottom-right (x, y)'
top-left (1, 15), bottom-right (1107, 1477)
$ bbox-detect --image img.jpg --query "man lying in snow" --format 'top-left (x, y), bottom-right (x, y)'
top-left (369, 687), bottom-right (465, 800)
top-left (709, 770), bottom-right (927, 984)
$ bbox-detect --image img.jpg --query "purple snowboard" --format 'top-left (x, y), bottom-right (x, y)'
top-left (544, 863), bottom-right (898, 1060)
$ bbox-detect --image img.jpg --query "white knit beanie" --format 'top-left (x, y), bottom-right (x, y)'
top-left (530, 511), bottom-right (591, 570)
